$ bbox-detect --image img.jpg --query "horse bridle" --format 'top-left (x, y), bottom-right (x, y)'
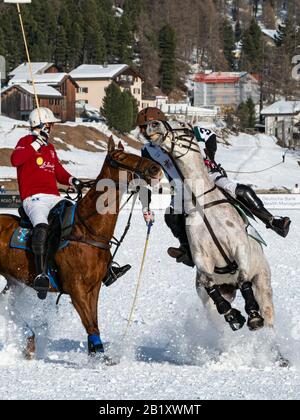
top-left (67, 150), bottom-right (157, 251)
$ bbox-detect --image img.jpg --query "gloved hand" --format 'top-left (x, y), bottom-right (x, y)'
top-left (31, 134), bottom-right (48, 151)
top-left (143, 208), bottom-right (155, 225)
top-left (71, 177), bottom-right (84, 190)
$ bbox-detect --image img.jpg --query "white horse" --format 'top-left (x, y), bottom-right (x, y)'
top-left (148, 121), bottom-right (275, 333)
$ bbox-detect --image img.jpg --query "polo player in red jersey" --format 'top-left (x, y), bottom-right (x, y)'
top-left (11, 107), bottom-right (83, 299)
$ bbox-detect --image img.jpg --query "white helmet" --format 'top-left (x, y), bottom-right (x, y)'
top-left (29, 107), bottom-right (60, 128)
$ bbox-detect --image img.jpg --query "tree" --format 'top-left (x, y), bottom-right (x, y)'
top-left (159, 24), bottom-right (176, 95)
top-left (246, 97), bottom-right (256, 128)
top-left (237, 98), bottom-right (256, 130)
top-left (222, 19), bottom-right (235, 69)
top-left (241, 18), bottom-right (263, 72)
top-left (101, 82), bottom-right (123, 130)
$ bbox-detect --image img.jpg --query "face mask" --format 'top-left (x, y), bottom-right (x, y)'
top-left (146, 121), bottom-right (167, 141)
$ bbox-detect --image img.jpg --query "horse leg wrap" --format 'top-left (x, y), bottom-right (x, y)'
top-left (240, 282), bottom-right (260, 314)
top-left (88, 334), bottom-right (104, 354)
top-left (205, 286), bottom-right (231, 315)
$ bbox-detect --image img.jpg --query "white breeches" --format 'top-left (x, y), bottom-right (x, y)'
top-left (23, 194), bottom-right (64, 227)
top-left (209, 173), bottom-right (238, 197)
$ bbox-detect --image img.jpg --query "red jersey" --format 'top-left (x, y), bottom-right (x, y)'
top-left (11, 134), bottom-right (72, 201)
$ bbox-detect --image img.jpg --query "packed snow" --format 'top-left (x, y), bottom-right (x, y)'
top-left (0, 208), bottom-right (299, 400)
top-left (0, 115), bottom-right (300, 400)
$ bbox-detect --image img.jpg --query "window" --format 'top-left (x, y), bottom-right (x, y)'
top-left (78, 87), bottom-right (88, 93)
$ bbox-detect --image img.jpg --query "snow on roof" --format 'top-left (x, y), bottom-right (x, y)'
top-left (9, 62), bottom-right (54, 77)
top-left (261, 29), bottom-right (278, 41)
top-left (261, 100), bottom-right (300, 115)
top-left (69, 64), bottom-right (128, 79)
top-left (8, 73), bottom-right (67, 86)
top-left (2, 83), bottom-right (62, 98)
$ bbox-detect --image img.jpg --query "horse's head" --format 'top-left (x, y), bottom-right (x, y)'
top-left (144, 120), bottom-right (200, 160)
top-left (106, 137), bottom-right (163, 185)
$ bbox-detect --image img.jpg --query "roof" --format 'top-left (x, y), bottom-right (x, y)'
top-left (2, 83), bottom-right (62, 98)
top-left (194, 72), bottom-right (248, 84)
top-left (261, 29), bottom-right (278, 41)
top-left (261, 101), bottom-right (300, 115)
top-left (8, 73), bottom-right (68, 86)
top-left (9, 62), bottom-right (54, 77)
top-left (69, 64), bottom-right (128, 80)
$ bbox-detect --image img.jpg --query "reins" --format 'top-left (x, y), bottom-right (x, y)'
top-left (63, 152), bottom-right (147, 254)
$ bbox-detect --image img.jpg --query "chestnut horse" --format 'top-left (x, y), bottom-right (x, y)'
top-left (0, 138), bottom-right (162, 359)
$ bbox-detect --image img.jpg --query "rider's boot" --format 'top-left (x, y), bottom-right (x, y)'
top-left (32, 223), bottom-right (50, 300)
top-left (165, 210), bottom-right (195, 267)
top-left (102, 263), bottom-right (131, 287)
top-left (235, 184), bottom-right (291, 237)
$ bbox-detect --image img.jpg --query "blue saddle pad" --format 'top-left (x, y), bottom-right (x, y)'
top-left (10, 200), bottom-right (76, 291)
top-left (10, 200), bottom-right (76, 252)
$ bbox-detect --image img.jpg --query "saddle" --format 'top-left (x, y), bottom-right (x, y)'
top-left (10, 200), bottom-right (76, 291)
top-left (220, 190), bottom-right (267, 247)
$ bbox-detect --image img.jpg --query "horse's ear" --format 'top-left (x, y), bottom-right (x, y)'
top-left (108, 136), bottom-right (115, 152)
top-left (118, 141), bottom-right (124, 151)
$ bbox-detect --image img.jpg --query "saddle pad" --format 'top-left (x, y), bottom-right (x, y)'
top-left (10, 200), bottom-right (77, 251)
top-left (233, 203), bottom-right (267, 247)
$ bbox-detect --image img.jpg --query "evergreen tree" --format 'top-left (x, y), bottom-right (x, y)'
top-left (241, 18), bottom-right (263, 72)
top-left (116, 15), bottom-right (134, 64)
top-left (101, 82), bottom-right (123, 130)
top-left (0, 27), bottom-right (5, 57)
top-left (235, 20), bottom-right (242, 42)
top-left (159, 24), bottom-right (176, 95)
top-left (118, 90), bottom-right (133, 133)
top-left (237, 98), bottom-right (256, 130)
top-left (246, 97), bottom-right (256, 129)
top-left (222, 19), bottom-right (235, 69)
top-left (237, 102), bottom-right (250, 130)
top-left (55, 26), bottom-right (68, 70)
top-left (275, 19), bottom-right (300, 58)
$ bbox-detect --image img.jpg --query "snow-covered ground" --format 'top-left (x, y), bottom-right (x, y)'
top-left (0, 208), bottom-right (299, 400)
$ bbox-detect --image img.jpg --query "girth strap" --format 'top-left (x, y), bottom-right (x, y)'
top-left (66, 236), bottom-right (111, 250)
top-left (204, 199), bottom-right (228, 210)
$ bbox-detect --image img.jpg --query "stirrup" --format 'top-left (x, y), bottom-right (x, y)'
top-left (103, 263), bottom-right (131, 287)
top-left (34, 274), bottom-right (50, 300)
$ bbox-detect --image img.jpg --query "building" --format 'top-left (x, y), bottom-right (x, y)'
top-left (1, 83), bottom-right (63, 121)
top-left (69, 64), bottom-right (143, 110)
top-left (261, 100), bottom-right (300, 148)
top-left (193, 71), bottom-right (260, 108)
top-left (3, 62), bottom-right (78, 121)
top-left (8, 62), bottom-right (58, 78)
top-left (159, 103), bottom-right (218, 124)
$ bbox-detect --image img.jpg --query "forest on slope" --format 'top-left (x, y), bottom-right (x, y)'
top-left (0, 0), bottom-right (300, 100)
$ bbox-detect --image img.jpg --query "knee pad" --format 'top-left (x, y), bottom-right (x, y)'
top-left (32, 224), bottom-right (49, 255)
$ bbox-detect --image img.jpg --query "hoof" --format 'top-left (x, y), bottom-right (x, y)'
top-left (247, 311), bottom-right (264, 331)
top-left (224, 308), bottom-right (246, 331)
